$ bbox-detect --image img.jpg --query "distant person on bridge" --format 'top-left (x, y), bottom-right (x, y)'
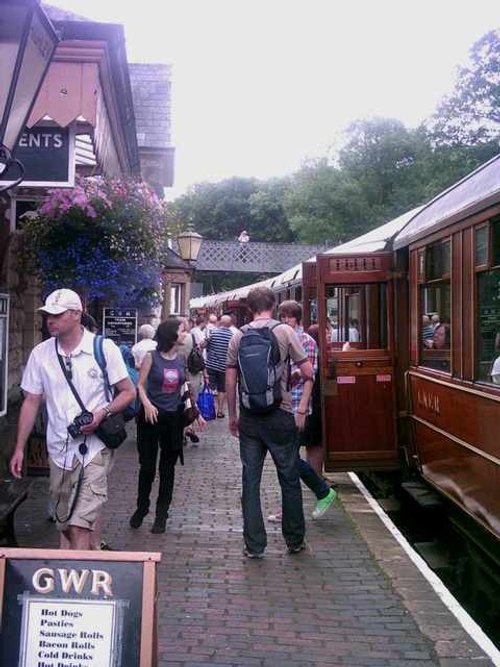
top-left (238, 230), bottom-right (250, 247)
top-left (238, 230), bottom-right (250, 262)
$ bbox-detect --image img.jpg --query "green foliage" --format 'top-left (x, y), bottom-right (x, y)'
top-left (248, 179), bottom-right (296, 242)
top-left (169, 177), bottom-right (261, 241)
top-left (427, 29), bottom-right (500, 146)
top-left (168, 176), bottom-right (297, 242)
top-left (283, 159), bottom-right (371, 244)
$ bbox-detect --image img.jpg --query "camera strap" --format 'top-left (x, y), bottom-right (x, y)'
top-left (54, 340), bottom-right (89, 524)
top-left (55, 340), bottom-right (87, 413)
top-left (54, 438), bottom-right (87, 525)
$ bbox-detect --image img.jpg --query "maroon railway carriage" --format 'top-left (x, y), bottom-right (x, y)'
top-left (310, 156), bottom-right (500, 553)
top-left (190, 155), bottom-right (500, 556)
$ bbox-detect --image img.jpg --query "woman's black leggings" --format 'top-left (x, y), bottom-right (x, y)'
top-left (135, 411), bottom-right (183, 518)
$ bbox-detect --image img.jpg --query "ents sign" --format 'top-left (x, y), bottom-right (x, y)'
top-left (0, 127), bottom-right (75, 188)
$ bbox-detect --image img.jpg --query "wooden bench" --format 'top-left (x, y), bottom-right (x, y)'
top-left (0, 478), bottom-right (32, 546)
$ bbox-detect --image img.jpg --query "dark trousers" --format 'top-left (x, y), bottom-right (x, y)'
top-left (136, 411), bottom-right (183, 518)
top-left (239, 408), bottom-right (305, 553)
top-left (298, 458), bottom-right (330, 499)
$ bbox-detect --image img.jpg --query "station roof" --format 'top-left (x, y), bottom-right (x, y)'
top-left (393, 153), bottom-right (500, 249)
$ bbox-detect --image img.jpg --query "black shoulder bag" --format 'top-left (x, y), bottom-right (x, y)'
top-left (92, 335), bottom-right (128, 449)
top-left (56, 339), bottom-right (127, 449)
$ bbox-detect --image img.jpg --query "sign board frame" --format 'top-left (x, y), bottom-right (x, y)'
top-left (103, 308), bottom-right (138, 347)
top-left (0, 125), bottom-right (76, 188)
top-left (0, 548), bottom-right (160, 667)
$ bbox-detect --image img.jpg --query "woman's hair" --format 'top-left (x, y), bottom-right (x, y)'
top-left (307, 324), bottom-right (320, 344)
top-left (155, 318), bottom-right (182, 352)
top-left (433, 322), bottom-right (451, 349)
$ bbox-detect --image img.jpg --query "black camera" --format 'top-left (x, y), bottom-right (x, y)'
top-left (67, 410), bottom-right (94, 439)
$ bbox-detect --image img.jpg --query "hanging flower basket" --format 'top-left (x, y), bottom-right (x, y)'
top-left (20, 176), bottom-right (169, 306)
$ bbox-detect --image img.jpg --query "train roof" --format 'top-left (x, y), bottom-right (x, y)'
top-left (324, 207), bottom-right (422, 255)
top-left (393, 152), bottom-right (500, 249)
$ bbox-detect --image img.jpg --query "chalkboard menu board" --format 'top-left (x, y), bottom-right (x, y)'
top-left (103, 309), bottom-right (138, 347)
top-left (0, 548), bottom-right (160, 667)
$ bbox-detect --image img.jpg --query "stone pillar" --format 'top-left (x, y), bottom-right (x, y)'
top-left (161, 276), bottom-right (172, 320)
top-left (182, 279), bottom-right (191, 316)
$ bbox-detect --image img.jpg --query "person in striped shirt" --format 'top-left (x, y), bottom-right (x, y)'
top-left (204, 315), bottom-right (234, 418)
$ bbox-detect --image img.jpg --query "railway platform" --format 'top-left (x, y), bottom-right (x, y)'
top-left (11, 417), bottom-right (499, 667)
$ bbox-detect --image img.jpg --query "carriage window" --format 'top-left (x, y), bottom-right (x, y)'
top-left (476, 270), bottom-right (500, 385)
top-left (492, 217), bottom-right (500, 267)
top-left (325, 283), bottom-right (387, 349)
top-left (420, 239), bottom-right (451, 372)
top-left (475, 226), bottom-right (488, 266)
top-left (475, 218), bottom-right (500, 385)
top-left (426, 240), bottom-right (450, 280)
top-left (309, 298), bottom-right (318, 324)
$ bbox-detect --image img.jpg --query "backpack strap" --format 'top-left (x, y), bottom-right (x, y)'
top-left (268, 321), bottom-right (292, 389)
top-left (93, 334), bottom-right (113, 402)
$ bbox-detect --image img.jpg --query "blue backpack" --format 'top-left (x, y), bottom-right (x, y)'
top-left (237, 321), bottom-right (285, 414)
top-left (93, 336), bottom-right (140, 421)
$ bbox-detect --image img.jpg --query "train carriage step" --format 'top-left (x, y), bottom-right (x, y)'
top-left (401, 481), bottom-right (443, 509)
top-left (413, 540), bottom-right (453, 573)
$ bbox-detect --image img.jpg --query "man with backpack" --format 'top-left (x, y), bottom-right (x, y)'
top-left (226, 286), bottom-right (314, 558)
top-left (9, 289), bottom-right (135, 550)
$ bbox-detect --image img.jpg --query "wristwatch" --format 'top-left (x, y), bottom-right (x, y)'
top-left (103, 405), bottom-right (112, 418)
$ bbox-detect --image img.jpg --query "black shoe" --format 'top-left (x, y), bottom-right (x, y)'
top-left (151, 516), bottom-right (167, 534)
top-left (186, 431), bottom-right (200, 444)
top-left (129, 509), bottom-right (148, 529)
top-left (287, 541), bottom-right (307, 555)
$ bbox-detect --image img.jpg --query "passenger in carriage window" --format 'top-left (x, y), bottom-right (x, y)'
top-left (423, 320), bottom-right (450, 350)
top-left (348, 319), bottom-right (360, 342)
top-left (431, 322), bottom-right (451, 350)
top-left (421, 314), bottom-right (435, 346)
top-left (431, 312), bottom-right (441, 331)
top-left (490, 333), bottom-right (500, 385)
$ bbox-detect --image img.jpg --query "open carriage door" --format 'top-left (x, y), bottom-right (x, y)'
top-left (316, 253), bottom-right (398, 471)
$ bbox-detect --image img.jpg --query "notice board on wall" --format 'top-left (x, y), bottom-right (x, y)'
top-left (0, 548), bottom-right (160, 667)
top-left (103, 309), bottom-right (138, 347)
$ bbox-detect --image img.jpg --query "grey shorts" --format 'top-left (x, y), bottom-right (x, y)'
top-left (49, 448), bottom-right (113, 531)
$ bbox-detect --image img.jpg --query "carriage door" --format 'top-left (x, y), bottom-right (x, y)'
top-left (301, 261), bottom-right (317, 329)
top-left (316, 253), bottom-right (398, 471)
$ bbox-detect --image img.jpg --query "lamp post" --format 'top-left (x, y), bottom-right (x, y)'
top-left (161, 225), bottom-right (203, 319)
top-left (0, 0), bottom-right (59, 192)
top-left (177, 225), bottom-right (203, 264)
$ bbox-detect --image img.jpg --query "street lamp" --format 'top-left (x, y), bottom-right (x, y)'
top-left (177, 224), bottom-right (203, 263)
top-left (0, 0), bottom-right (59, 191)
